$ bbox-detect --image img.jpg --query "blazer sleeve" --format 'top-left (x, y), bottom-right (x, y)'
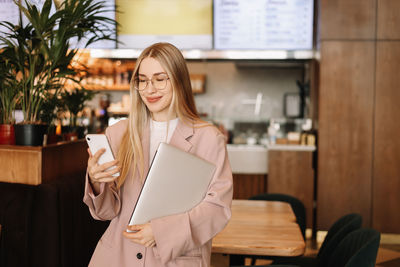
top-left (83, 127), bottom-right (122, 221)
top-left (150, 132), bottom-right (233, 264)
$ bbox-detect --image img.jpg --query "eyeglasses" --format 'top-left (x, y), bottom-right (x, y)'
top-left (133, 73), bottom-right (170, 91)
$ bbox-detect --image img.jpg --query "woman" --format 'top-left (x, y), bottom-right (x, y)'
top-left (84, 42), bottom-right (233, 267)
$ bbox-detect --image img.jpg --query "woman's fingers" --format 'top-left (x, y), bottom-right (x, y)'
top-left (97, 160), bottom-right (119, 172)
top-left (127, 224), bottom-right (142, 232)
top-left (88, 148), bottom-right (104, 163)
top-left (90, 168), bottom-right (119, 182)
top-left (109, 166), bottom-right (120, 175)
top-left (87, 149), bottom-right (104, 168)
top-left (87, 148), bottom-right (93, 157)
top-left (87, 149), bottom-right (120, 183)
top-left (91, 163), bottom-right (120, 178)
top-left (93, 148), bottom-right (105, 160)
top-left (92, 176), bottom-right (118, 183)
top-left (145, 239), bottom-right (156, 247)
top-left (122, 230), bottom-right (142, 242)
top-left (123, 224), bottom-right (155, 247)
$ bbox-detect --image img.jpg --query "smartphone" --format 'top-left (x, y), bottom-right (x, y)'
top-left (86, 134), bottom-right (120, 177)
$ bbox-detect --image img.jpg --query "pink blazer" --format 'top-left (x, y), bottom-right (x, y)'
top-left (83, 119), bottom-right (233, 267)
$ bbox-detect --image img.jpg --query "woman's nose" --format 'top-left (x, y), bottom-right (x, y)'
top-left (146, 82), bottom-right (157, 93)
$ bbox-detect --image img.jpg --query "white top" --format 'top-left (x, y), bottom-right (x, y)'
top-left (149, 118), bottom-right (179, 162)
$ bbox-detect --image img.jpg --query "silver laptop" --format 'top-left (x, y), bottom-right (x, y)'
top-left (128, 142), bottom-right (216, 226)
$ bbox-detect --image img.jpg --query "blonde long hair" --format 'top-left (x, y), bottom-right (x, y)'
top-left (116, 43), bottom-right (203, 188)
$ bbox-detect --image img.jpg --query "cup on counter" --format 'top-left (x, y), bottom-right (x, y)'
top-left (246, 136), bottom-right (257, 145)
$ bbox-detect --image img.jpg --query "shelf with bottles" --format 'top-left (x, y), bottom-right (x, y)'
top-left (81, 58), bottom-right (134, 91)
top-left (81, 73), bottom-right (206, 93)
top-left (67, 50), bottom-right (206, 93)
top-left (80, 70), bottom-right (206, 94)
top-left (190, 74), bottom-right (206, 94)
top-left (65, 50), bottom-right (135, 91)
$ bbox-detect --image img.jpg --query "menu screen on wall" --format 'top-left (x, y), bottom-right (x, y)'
top-left (116, 0), bottom-right (212, 49)
top-left (214, 0), bottom-right (314, 50)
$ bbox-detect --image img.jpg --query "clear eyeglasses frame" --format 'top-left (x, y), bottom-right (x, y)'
top-left (133, 73), bottom-right (170, 91)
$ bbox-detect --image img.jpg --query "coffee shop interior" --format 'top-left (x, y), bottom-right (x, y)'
top-left (0, 0), bottom-right (399, 266)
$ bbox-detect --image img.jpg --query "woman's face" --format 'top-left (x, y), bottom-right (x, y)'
top-left (137, 57), bottom-right (174, 121)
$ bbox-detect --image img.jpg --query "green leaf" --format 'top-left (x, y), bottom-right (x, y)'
top-left (2, 0), bottom-right (117, 123)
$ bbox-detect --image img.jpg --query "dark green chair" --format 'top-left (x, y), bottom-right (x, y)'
top-left (327, 228), bottom-right (380, 267)
top-left (316, 213), bottom-right (363, 266)
top-left (272, 213), bottom-right (363, 267)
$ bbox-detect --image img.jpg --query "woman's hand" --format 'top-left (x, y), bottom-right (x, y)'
top-left (123, 223), bottom-right (156, 247)
top-left (87, 148), bottom-right (120, 186)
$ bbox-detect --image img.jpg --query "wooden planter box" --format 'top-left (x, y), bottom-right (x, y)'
top-left (0, 139), bottom-right (88, 185)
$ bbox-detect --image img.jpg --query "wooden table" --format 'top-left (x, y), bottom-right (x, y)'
top-left (211, 200), bottom-right (306, 266)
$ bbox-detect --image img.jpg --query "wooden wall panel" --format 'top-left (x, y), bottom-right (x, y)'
top-left (232, 174), bottom-right (267, 200)
top-left (268, 150), bottom-right (315, 229)
top-left (377, 0), bottom-right (400, 39)
top-left (373, 42), bottom-right (400, 233)
top-left (317, 41), bottom-right (375, 230)
top-left (320, 0), bottom-right (376, 40)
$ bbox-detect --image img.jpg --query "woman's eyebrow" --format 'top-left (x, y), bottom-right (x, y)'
top-left (138, 72), bottom-right (167, 77)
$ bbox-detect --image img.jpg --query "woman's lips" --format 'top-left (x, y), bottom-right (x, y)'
top-left (146, 96), bottom-right (162, 103)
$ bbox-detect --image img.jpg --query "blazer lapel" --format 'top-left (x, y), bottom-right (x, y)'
top-left (141, 121), bottom-right (151, 176)
top-left (169, 120), bottom-right (194, 152)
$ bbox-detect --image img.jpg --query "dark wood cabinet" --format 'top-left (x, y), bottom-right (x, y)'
top-left (373, 42), bottom-right (400, 233)
top-left (232, 174), bottom-right (267, 200)
top-left (268, 149), bottom-right (315, 229)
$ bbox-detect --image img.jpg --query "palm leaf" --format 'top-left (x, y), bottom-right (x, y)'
top-left (1, 0), bottom-right (117, 123)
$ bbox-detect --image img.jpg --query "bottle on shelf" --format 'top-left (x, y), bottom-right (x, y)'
top-left (300, 119), bottom-right (315, 146)
top-left (268, 119), bottom-right (278, 145)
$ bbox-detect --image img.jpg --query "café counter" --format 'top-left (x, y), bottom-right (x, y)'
top-left (227, 143), bottom-right (316, 231)
top-left (0, 140), bottom-right (88, 185)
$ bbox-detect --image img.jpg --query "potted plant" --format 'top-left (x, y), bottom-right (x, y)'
top-left (0, 60), bottom-right (18, 145)
top-left (61, 87), bottom-right (97, 140)
top-left (39, 93), bottom-right (64, 144)
top-left (0, 0), bottom-right (116, 145)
